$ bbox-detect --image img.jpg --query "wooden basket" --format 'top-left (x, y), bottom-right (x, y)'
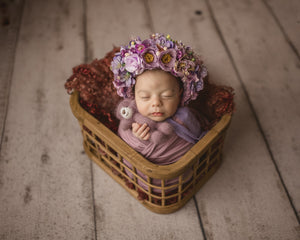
top-left (70, 91), bottom-right (231, 214)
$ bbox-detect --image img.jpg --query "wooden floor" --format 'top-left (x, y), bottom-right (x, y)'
top-left (0, 0), bottom-right (299, 239)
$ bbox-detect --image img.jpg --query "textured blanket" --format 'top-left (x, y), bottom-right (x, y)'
top-left (119, 127), bottom-right (194, 193)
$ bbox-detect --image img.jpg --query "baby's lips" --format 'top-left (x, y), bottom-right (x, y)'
top-left (152, 112), bottom-right (163, 116)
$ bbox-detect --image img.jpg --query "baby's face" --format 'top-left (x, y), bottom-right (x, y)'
top-left (135, 70), bottom-right (182, 122)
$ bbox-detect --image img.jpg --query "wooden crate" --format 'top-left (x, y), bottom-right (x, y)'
top-left (70, 91), bottom-right (231, 214)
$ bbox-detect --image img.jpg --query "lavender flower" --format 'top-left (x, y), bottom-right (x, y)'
top-left (142, 39), bottom-right (155, 48)
top-left (113, 72), bottom-right (135, 98)
top-left (174, 59), bottom-right (196, 77)
top-left (135, 44), bottom-right (146, 53)
top-left (110, 54), bottom-right (124, 75)
top-left (142, 47), bottom-right (159, 69)
top-left (156, 36), bottom-right (167, 46)
top-left (124, 54), bottom-right (143, 75)
top-left (159, 49), bottom-right (176, 71)
top-left (175, 47), bottom-right (185, 59)
top-left (198, 65), bottom-right (208, 80)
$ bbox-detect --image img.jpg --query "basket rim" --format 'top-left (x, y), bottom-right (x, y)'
top-left (70, 91), bottom-right (231, 179)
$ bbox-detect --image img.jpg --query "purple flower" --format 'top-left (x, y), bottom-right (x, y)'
top-left (180, 80), bottom-right (199, 105)
top-left (190, 81), bottom-right (202, 100)
top-left (116, 86), bottom-right (130, 98)
top-left (174, 59), bottom-right (195, 77)
top-left (159, 49), bottom-right (176, 71)
top-left (176, 50), bottom-right (184, 59)
top-left (198, 65), bottom-right (208, 80)
top-left (129, 40), bottom-right (135, 48)
top-left (155, 35), bottom-right (167, 47)
top-left (196, 78), bottom-right (204, 91)
top-left (124, 53), bottom-right (143, 74)
top-left (110, 54), bottom-right (124, 75)
top-left (120, 47), bottom-right (130, 57)
top-left (142, 47), bottom-right (159, 69)
top-left (142, 39), bottom-right (155, 48)
top-left (135, 44), bottom-right (146, 53)
top-left (113, 72), bottom-right (135, 98)
top-left (133, 36), bottom-right (142, 44)
top-left (175, 46), bottom-right (185, 59)
top-left (186, 46), bottom-right (193, 55)
top-left (165, 40), bottom-right (174, 48)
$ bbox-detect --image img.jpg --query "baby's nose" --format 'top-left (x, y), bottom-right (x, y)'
top-left (152, 97), bottom-right (161, 107)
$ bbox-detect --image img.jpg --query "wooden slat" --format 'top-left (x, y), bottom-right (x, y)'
top-left (208, 0), bottom-right (300, 220)
top-left (0, 1), bottom-right (95, 239)
top-left (148, 0), bottom-right (300, 239)
top-left (85, 0), bottom-right (204, 239)
top-left (0, 0), bottom-right (23, 146)
top-left (263, 0), bottom-right (300, 56)
top-left (85, 0), bottom-right (152, 62)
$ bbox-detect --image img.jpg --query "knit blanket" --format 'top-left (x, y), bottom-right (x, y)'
top-left (119, 127), bottom-right (194, 193)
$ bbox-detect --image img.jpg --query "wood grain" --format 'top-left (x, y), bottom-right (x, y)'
top-left (148, 0), bottom-right (300, 239)
top-left (263, 0), bottom-right (300, 57)
top-left (208, 0), bottom-right (300, 221)
top-left (0, 0), bottom-right (23, 148)
top-left (0, 1), bottom-right (95, 239)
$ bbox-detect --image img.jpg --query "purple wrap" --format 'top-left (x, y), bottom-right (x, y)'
top-left (167, 107), bottom-right (207, 144)
top-left (119, 129), bottom-right (193, 193)
top-left (117, 107), bottom-right (206, 193)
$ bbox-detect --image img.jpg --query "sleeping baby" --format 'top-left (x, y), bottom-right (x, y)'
top-left (111, 33), bottom-right (208, 193)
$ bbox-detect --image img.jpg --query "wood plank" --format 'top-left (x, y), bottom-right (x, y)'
top-left (85, 0), bottom-right (151, 61)
top-left (92, 166), bottom-right (203, 239)
top-left (208, 0), bottom-right (300, 220)
top-left (0, 1), bottom-right (96, 239)
top-left (263, 0), bottom-right (300, 57)
top-left (85, 0), bottom-right (204, 239)
top-left (0, 0), bottom-right (23, 147)
top-left (148, 0), bottom-right (300, 239)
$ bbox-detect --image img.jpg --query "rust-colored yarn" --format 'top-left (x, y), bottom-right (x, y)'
top-left (189, 77), bottom-right (235, 129)
top-left (65, 47), bottom-right (121, 107)
top-left (65, 47), bottom-right (121, 132)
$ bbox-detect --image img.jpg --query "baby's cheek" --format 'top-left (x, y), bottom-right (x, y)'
top-left (136, 105), bottom-right (149, 117)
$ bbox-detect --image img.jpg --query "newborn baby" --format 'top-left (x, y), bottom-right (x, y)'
top-left (115, 70), bottom-right (206, 193)
top-left (111, 33), bottom-right (208, 193)
top-left (116, 69), bottom-right (206, 163)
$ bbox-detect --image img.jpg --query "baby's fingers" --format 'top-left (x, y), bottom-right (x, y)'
top-left (137, 123), bottom-right (149, 135)
top-left (132, 123), bottom-right (150, 140)
top-left (139, 126), bottom-right (150, 139)
top-left (132, 123), bottom-right (140, 133)
top-left (142, 132), bottom-right (150, 141)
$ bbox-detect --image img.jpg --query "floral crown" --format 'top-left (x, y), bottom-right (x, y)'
top-left (111, 33), bottom-right (208, 106)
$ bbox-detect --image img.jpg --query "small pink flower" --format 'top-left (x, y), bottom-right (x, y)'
top-left (135, 44), bottom-right (146, 53)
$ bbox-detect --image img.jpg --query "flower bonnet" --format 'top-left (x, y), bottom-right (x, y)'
top-left (111, 33), bottom-right (208, 106)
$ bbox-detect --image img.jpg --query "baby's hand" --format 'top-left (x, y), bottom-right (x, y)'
top-left (132, 123), bottom-right (150, 141)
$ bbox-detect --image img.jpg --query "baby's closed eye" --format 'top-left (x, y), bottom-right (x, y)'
top-left (162, 94), bottom-right (174, 99)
